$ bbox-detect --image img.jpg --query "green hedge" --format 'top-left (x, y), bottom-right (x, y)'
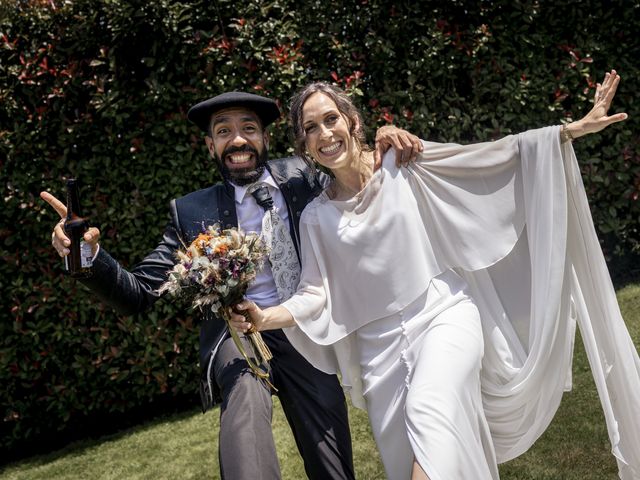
top-left (2, 0), bottom-right (639, 457)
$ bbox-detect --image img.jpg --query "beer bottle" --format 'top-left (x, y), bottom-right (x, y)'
top-left (63, 178), bottom-right (93, 277)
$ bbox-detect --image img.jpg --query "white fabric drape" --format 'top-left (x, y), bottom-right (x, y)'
top-left (282, 126), bottom-right (640, 478)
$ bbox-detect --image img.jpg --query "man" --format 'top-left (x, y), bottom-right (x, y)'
top-left (42, 91), bottom-right (421, 479)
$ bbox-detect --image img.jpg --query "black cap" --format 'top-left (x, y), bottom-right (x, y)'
top-left (187, 91), bottom-right (280, 132)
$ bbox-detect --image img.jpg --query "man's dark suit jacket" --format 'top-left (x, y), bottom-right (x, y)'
top-left (81, 156), bottom-right (327, 410)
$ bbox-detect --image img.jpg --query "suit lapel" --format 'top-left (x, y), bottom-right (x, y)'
top-left (174, 183), bottom-right (238, 243)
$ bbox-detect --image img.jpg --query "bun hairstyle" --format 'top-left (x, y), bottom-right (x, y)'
top-left (289, 82), bottom-right (369, 163)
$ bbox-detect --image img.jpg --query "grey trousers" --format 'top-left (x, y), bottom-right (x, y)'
top-left (213, 329), bottom-right (355, 480)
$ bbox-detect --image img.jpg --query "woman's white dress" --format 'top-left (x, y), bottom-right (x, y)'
top-left (281, 126), bottom-right (640, 479)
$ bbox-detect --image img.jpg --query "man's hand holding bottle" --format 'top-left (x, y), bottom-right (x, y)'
top-left (41, 185), bottom-right (100, 277)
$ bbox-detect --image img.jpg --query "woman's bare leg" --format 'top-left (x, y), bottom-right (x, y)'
top-left (411, 458), bottom-right (429, 480)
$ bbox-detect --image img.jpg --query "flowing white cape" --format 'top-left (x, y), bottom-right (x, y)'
top-left (282, 126), bottom-right (640, 478)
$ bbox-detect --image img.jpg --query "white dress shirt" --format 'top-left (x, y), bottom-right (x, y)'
top-left (232, 170), bottom-right (290, 308)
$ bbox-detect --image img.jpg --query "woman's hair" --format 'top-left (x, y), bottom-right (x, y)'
top-left (289, 82), bottom-right (370, 162)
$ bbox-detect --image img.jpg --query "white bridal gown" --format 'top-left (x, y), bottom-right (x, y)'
top-left (281, 126), bottom-right (640, 479)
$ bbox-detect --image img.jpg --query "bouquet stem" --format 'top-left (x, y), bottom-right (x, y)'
top-left (221, 307), bottom-right (276, 392)
top-left (247, 330), bottom-right (273, 363)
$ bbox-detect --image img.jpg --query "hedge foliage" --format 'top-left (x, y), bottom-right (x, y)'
top-left (2, 0), bottom-right (639, 457)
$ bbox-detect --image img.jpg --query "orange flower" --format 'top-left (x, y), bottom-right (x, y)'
top-left (214, 243), bottom-right (229, 254)
top-left (193, 233), bottom-right (212, 253)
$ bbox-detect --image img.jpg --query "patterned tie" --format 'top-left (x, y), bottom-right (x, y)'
top-left (249, 184), bottom-right (300, 302)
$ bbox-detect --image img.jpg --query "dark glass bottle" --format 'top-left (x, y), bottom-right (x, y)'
top-left (63, 179), bottom-right (93, 277)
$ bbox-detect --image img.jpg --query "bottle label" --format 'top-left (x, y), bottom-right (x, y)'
top-left (80, 241), bottom-right (93, 268)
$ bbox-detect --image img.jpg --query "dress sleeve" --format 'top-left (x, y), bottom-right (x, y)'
top-left (281, 214), bottom-right (328, 326)
top-left (405, 134), bottom-right (525, 273)
top-left (445, 127), bottom-right (640, 477)
top-left (281, 206), bottom-right (366, 406)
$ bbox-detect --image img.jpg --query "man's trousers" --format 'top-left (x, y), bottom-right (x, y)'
top-left (213, 328), bottom-right (355, 480)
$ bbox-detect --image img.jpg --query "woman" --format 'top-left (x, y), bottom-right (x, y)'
top-left (232, 71), bottom-right (640, 479)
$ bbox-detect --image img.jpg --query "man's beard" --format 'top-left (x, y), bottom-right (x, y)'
top-left (216, 145), bottom-right (269, 186)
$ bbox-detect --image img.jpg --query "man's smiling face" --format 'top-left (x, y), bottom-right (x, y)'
top-left (205, 107), bottom-right (269, 185)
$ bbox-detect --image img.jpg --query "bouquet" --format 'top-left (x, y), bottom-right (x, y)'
top-left (159, 225), bottom-right (273, 385)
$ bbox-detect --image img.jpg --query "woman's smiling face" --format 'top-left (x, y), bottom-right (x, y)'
top-left (301, 92), bottom-right (358, 172)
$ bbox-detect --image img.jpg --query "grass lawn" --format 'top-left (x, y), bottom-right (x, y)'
top-left (1, 283), bottom-right (638, 479)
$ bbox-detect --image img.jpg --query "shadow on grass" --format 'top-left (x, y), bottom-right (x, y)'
top-left (1, 394), bottom-right (201, 469)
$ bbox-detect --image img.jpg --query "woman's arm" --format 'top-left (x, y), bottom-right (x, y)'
top-left (230, 211), bottom-right (329, 333)
top-left (562, 69), bottom-right (627, 142)
top-left (230, 302), bottom-right (295, 332)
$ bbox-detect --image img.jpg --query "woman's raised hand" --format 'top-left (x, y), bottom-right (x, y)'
top-left (569, 69), bottom-right (628, 139)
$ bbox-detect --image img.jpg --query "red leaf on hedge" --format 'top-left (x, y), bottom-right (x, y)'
top-left (1, 33), bottom-right (15, 49)
top-left (220, 38), bottom-right (233, 52)
top-left (554, 89), bottom-right (568, 102)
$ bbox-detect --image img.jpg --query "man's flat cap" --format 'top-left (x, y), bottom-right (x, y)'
top-left (187, 92), bottom-right (280, 132)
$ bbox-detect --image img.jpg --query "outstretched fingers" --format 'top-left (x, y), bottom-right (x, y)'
top-left (41, 190), bottom-right (101, 257)
top-left (596, 70), bottom-right (617, 107)
top-left (600, 70), bottom-right (627, 126)
top-left (40, 191), bottom-right (67, 218)
top-left (602, 70), bottom-right (620, 107)
top-left (603, 111), bottom-right (628, 128)
top-left (581, 70), bottom-right (628, 136)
